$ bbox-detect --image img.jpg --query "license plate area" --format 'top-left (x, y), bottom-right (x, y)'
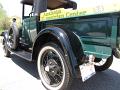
top-left (79, 63), bottom-right (96, 82)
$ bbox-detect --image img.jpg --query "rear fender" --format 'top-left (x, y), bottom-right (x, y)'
top-left (32, 27), bottom-right (78, 77)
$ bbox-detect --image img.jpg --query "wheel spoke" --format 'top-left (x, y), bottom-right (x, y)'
top-left (48, 51), bottom-right (59, 60)
top-left (47, 74), bottom-right (53, 85)
top-left (47, 51), bottom-right (53, 59)
top-left (56, 73), bottom-right (62, 80)
top-left (50, 75), bottom-right (60, 84)
top-left (45, 67), bottom-right (63, 85)
top-left (43, 57), bottom-right (47, 67)
top-left (11, 39), bottom-right (14, 43)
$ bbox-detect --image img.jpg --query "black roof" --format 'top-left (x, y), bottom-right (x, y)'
top-left (21, 0), bottom-right (33, 5)
top-left (21, 0), bottom-right (77, 9)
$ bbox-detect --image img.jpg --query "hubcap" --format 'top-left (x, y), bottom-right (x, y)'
top-left (45, 66), bottom-right (50, 72)
top-left (45, 59), bottom-right (61, 77)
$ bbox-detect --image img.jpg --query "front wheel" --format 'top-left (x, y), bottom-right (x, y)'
top-left (37, 43), bottom-right (72, 90)
top-left (94, 56), bottom-right (113, 72)
top-left (3, 43), bottom-right (10, 57)
top-left (7, 26), bottom-right (19, 50)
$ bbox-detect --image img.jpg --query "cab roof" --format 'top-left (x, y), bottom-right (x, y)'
top-left (21, 0), bottom-right (77, 9)
top-left (21, 0), bottom-right (33, 5)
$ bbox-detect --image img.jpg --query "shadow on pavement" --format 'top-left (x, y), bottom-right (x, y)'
top-left (11, 54), bottom-right (120, 90)
top-left (11, 54), bottom-right (39, 79)
top-left (71, 70), bottom-right (120, 90)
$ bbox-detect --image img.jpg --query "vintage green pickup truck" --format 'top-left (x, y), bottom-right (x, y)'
top-left (2, 0), bottom-right (120, 90)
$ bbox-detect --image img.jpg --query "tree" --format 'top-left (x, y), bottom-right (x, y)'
top-left (1, 17), bottom-right (10, 30)
top-left (0, 3), bottom-right (10, 31)
top-left (0, 3), bottom-right (6, 20)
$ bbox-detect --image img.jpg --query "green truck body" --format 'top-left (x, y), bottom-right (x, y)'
top-left (22, 12), bottom-right (120, 59)
top-left (2, 0), bottom-right (120, 90)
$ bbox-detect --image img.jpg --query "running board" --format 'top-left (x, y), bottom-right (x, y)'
top-left (11, 50), bottom-right (32, 62)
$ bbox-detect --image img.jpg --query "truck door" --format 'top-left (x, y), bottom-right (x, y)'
top-left (22, 18), bottom-right (32, 46)
top-left (22, 4), bottom-right (37, 47)
top-left (29, 15), bottom-right (37, 43)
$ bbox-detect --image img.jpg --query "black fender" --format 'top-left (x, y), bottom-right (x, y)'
top-left (32, 27), bottom-right (83, 78)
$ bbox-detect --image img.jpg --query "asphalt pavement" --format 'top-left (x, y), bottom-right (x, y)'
top-left (0, 43), bottom-right (120, 90)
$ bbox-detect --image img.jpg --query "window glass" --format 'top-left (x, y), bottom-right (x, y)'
top-left (24, 5), bottom-right (32, 16)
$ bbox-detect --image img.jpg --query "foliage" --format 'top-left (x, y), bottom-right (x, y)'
top-left (0, 3), bottom-right (10, 31)
top-left (0, 17), bottom-right (10, 30)
top-left (0, 3), bottom-right (6, 20)
top-left (0, 3), bottom-right (21, 35)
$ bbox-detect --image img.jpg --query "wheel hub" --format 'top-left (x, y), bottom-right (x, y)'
top-left (45, 59), bottom-right (60, 76)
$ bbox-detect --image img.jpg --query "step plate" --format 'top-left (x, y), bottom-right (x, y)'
top-left (12, 50), bottom-right (32, 62)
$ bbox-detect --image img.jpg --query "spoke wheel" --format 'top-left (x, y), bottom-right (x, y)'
top-left (94, 56), bottom-right (113, 72)
top-left (3, 43), bottom-right (10, 57)
top-left (8, 29), bottom-right (14, 48)
top-left (7, 26), bottom-right (19, 50)
top-left (37, 43), bottom-right (72, 90)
